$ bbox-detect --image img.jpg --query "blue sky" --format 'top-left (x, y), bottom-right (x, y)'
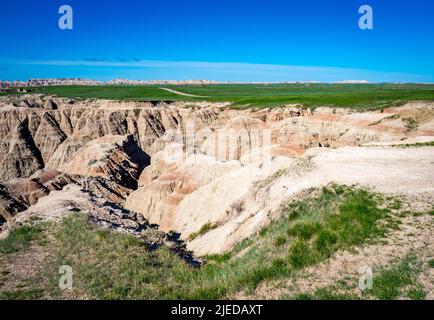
top-left (0, 0), bottom-right (433, 82)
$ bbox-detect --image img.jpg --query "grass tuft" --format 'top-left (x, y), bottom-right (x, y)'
top-left (0, 225), bottom-right (43, 254)
top-left (274, 236), bottom-right (287, 247)
top-left (288, 239), bottom-right (317, 268)
top-left (188, 223), bottom-right (218, 241)
top-left (287, 221), bottom-right (321, 240)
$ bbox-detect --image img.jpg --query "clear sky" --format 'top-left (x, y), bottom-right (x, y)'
top-left (0, 0), bottom-right (433, 82)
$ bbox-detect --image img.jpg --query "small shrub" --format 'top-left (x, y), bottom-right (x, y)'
top-left (287, 221), bottom-right (321, 240)
top-left (287, 210), bottom-right (300, 221)
top-left (291, 293), bottom-right (313, 300)
top-left (407, 285), bottom-right (426, 300)
top-left (231, 200), bottom-right (245, 214)
top-left (188, 223), bottom-right (218, 241)
top-left (133, 108), bottom-right (141, 118)
top-left (314, 229), bottom-right (338, 257)
top-left (274, 236), bottom-right (287, 247)
top-left (287, 203), bottom-right (309, 221)
top-left (402, 117), bottom-right (418, 132)
top-left (206, 253), bottom-right (231, 263)
top-left (288, 239), bottom-right (316, 269)
top-left (259, 226), bottom-right (268, 237)
top-left (389, 199), bottom-right (402, 210)
top-left (87, 159), bottom-right (98, 166)
top-left (243, 259), bottom-right (289, 291)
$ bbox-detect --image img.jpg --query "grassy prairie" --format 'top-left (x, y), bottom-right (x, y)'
top-left (173, 83), bottom-right (434, 109)
top-left (1, 185), bottom-right (420, 300)
top-left (7, 83), bottom-right (434, 110)
top-left (23, 85), bottom-right (181, 101)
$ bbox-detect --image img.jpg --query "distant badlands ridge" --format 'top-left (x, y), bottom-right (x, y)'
top-left (0, 78), bottom-right (370, 89)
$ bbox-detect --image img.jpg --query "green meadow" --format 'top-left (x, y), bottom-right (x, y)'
top-left (10, 83), bottom-right (434, 110)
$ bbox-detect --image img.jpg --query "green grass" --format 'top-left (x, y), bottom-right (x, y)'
top-left (365, 255), bottom-right (423, 300)
top-left (8, 83), bottom-right (434, 110)
top-left (314, 229), bottom-right (338, 257)
top-left (188, 223), bottom-right (218, 241)
top-left (0, 289), bottom-right (44, 300)
top-left (0, 224), bottom-right (43, 254)
top-left (287, 287), bottom-right (359, 300)
top-left (0, 185), bottom-right (403, 300)
top-left (288, 239), bottom-right (316, 268)
top-left (283, 185), bottom-right (392, 270)
top-left (23, 85), bottom-right (182, 101)
top-left (394, 141), bottom-right (434, 148)
top-left (172, 83), bottom-right (434, 109)
top-left (287, 221), bottom-right (321, 240)
top-left (407, 285), bottom-right (427, 300)
top-left (274, 236), bottom-right (287, 247)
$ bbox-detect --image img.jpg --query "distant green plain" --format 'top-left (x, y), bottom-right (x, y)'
top-left (6, 83), bottom-right (434, 110)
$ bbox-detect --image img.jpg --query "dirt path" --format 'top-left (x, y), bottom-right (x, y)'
top-left (159, 87), bottom-right (208, 98)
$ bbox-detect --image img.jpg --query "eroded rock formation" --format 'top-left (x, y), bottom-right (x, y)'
top-left (0, 95), bottom-right (433, 256)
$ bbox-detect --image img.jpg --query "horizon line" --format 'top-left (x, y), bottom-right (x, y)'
top-left (0, 58), bottom-right (433, 83)
top-left (1, 77), bottom-right (434, 85)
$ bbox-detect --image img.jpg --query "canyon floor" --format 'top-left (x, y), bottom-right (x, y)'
top-left (0, 94), bottom-right (433, 300)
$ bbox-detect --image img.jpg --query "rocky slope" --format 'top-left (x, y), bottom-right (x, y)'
top-left (0, 95), bottom-right (433, 257)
